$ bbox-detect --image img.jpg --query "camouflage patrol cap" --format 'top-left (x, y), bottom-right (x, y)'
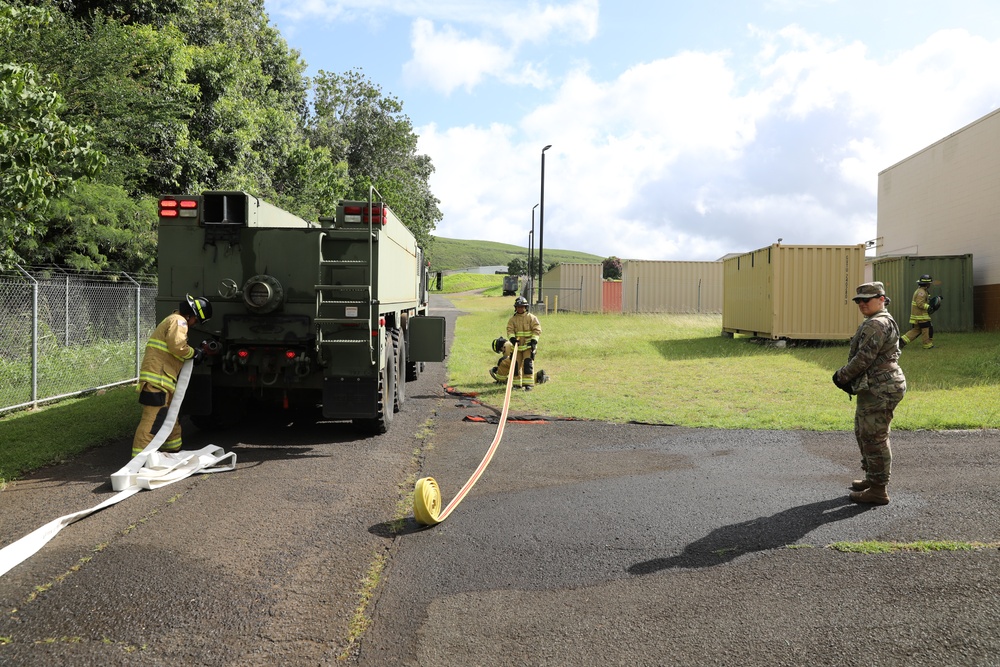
top-left (852, 281), bottom-right (886, 302)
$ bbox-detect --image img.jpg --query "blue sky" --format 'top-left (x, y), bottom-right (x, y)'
top-left (264, 0), bottom-right (1000, 261)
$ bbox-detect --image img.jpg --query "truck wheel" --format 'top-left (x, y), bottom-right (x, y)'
top-left (392, 327), bottom-right (405, 412)
top-left (356, 342), bottom-right (394, 434)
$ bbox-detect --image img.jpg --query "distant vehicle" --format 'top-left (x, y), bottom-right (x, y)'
top-left (155, 188), bottom-right (446, 434)
top-left (502, 274), bottom-right (520, 296)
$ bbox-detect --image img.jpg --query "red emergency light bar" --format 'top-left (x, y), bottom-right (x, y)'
top-left (341, 205), bottom-right (388, 225)
top-left (159, 198), bottom-right (199, 218)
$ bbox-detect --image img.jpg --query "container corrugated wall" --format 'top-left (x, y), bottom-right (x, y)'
top-left (722, 244), bottom-right (866, 340)
top-left (620, 260), bottom-right (723, 313)
top-left (539, 263), bottom-right (603, 313)
top-left (871, 254), bottom-right (974, 332)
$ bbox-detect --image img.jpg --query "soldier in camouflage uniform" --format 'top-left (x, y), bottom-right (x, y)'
top-left (832, 282), bottom-right (906, 505)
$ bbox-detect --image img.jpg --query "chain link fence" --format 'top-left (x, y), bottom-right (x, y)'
top-left (0, 266), bottom-right (157, 415)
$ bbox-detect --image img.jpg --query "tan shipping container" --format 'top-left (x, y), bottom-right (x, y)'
top-left (539, 263), bottom-right (603, 313)
top-left (722, 244), bottom-right (866, 340)
top-left (621, 260), bottom-right (723, 313)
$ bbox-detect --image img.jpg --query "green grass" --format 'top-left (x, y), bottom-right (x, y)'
top-left (0, 387), bottom-right (139, 485)
top-left (449, 293), bottom-right (1000, 431)
top-left (425, 236), bottom-right (602, 272)
top-left (828, 540), bottom-right (1000, 553)
top-left (433, 272), bottom-right (506, 295)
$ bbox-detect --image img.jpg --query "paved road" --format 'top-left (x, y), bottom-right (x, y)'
top-left (2, 295), bottom-right (1000, 666)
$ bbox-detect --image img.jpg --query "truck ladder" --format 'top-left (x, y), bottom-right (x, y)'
top-left (315, 229), bottom-right (377, 364)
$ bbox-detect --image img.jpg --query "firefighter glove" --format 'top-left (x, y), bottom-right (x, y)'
top-left (192, 347), bottom-right (205, 364)
top-left (509, 336), bottom-right (517, 346)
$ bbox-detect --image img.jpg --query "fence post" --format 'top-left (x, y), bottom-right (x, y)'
top-left (65, 274), bottom-right (70, 346)
top-left (16, 265), bottom-right (39, 408)
top-left (124, 273), bottom-right (142, 380)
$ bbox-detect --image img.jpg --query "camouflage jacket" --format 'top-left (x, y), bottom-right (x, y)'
top-left (836, 309), bottom-right (902, 393)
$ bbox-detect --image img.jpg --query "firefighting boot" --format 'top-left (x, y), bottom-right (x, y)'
top-left (849, 484), bottom-right (889, 505)
top-left (898, 335), bottom-right (909, 349)
top-left (923, 340), bottom-right (934, 349)
top-left (489, 367), bottom-right (501, 383)
top-left (851, 479), bottom-right (871, 491)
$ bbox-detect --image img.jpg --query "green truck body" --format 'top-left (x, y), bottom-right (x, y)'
top-left (156, 190), bottom-right (445, 433)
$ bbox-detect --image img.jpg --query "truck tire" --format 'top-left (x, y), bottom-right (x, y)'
top-left (356, 342), bottom-right (394, 434)
top-left (392, 327), bottom-right (405, 412)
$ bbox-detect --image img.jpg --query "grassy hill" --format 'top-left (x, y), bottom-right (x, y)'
top-left (425, 236), bottom-right (604, 272)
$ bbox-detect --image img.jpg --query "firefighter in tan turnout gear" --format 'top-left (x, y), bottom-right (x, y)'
top-left (131, 295), bottom-right (212, 457)
top-left (832, 282), bottom-right (906, 505)
top-left (900, 274), bottom-right (940, 349)
top-left (506, 296), bottom-right (542, 390)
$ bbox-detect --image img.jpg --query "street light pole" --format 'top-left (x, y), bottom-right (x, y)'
top-left (530, 203), bottom-right (538, 299)
top-left (537, 144), bottom-right (551, 305)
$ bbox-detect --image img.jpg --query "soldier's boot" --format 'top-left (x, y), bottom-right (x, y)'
top-left (851, 479), bottom-right (871, 491)
top-left (899, 335), bottom-right (910, 349)
top-left (849, 484), bottom-right (889, 505)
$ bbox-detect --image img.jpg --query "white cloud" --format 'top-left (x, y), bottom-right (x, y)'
top-left (404, 19), bottom-right (514, 93)
top-left (425, 25), bottom-right (1000, 261)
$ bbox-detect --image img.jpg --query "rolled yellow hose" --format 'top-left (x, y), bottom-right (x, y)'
top-left (414, 343), bottom-right (519, 525)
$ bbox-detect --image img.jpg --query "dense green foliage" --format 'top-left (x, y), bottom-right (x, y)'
top-left (0, 0), bottom-right (441, 272)
top-left (427, 236), bottom-right (602, 271)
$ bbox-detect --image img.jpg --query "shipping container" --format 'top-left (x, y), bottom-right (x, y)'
top-left (871, 254), bottom-right (974, 332)
top-left (722, 244), bottom-right (866, 340)
top-left (539, 263), bottom-right (603, 313)
top-left (621, 260), bottom-right (723, 314)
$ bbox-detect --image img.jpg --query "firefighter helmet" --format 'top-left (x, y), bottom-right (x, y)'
top-left (513, 296), bottom-right (529, 310)
top-left (917, 274), bottom-right (932, 286)
top-left (182, 294), bottom-right (213, 323)
top-left (492, 336), bottom-right (507, 354)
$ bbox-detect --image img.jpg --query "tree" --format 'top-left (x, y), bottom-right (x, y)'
top-left (507, 257), bottom-right (528, 276)
top-left (18, 182), bottom-right (157, 274)
top-left (0, 18), bottom-right (105, 267)
top-left (310, 68), bottom-right (441, 247)
top-left (603, 256), bottom-right (623, 280)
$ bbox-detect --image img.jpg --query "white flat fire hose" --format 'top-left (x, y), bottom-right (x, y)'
top-left (0, 360), bottom-right (236, 578)
top-left (413, 344), bottom-right (520, 526)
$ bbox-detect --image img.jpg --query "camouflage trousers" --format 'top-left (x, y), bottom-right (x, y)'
top-left (854, 372), bottom-right (906, 485)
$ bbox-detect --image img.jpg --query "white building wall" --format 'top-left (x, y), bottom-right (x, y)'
top-left (878, 107), bottom-right (1000, 286)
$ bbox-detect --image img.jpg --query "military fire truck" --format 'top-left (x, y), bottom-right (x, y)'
top-left (155, 189), bottom-right (445, 433)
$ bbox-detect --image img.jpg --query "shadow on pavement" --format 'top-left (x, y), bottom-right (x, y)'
top-left (628, 496), bottom-right (875, 574)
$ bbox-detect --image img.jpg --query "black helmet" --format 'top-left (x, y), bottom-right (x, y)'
top-left (492, 336), bottom-right (507, 354)
top-left (917, 274), bottom-right (932, 286)
top-left (182, 294), bottom-right (212, 323)
top-left (513, 296), bottom-right (529, 310)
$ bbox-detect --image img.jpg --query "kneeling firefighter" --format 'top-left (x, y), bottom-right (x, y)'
top-left (131, 295), bottom-right (212, 457)
top-left (489, 336), bottom-right (514, 383)
top-left (506, 296), bottom-right (542, 390)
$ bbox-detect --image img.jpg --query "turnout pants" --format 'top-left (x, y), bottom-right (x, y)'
top-left (132, 387), bottom-right (182, 456)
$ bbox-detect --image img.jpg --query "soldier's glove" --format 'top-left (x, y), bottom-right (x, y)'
top-left (832, 372), bottom-right (854, 397)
